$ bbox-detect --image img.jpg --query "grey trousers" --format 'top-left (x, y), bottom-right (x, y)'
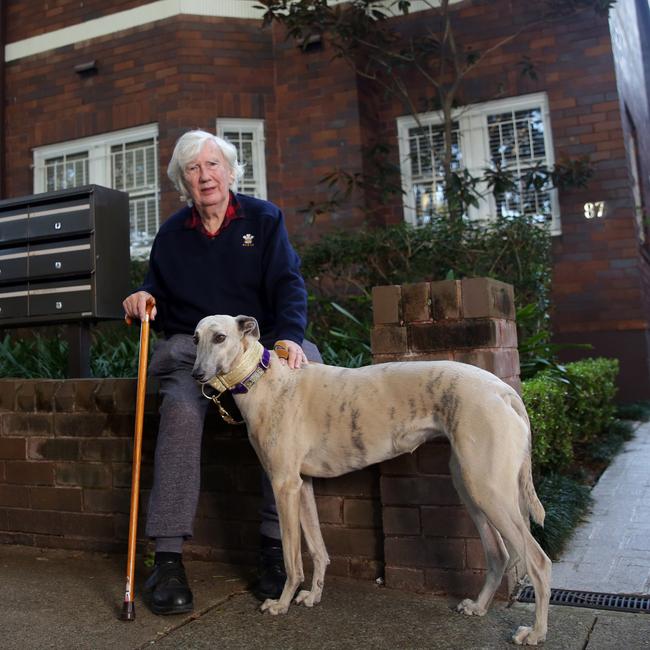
top-left (145, 333), bottom-right (321, 545)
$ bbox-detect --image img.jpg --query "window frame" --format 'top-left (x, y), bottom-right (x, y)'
top-left (216, 118), bottom-right (267, 200)
top-left (32, 124), bottom-right (160, 257)
top-left (396, 92), bottom-right (560, 235)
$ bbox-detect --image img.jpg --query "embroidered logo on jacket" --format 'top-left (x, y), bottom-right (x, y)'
top-left (242, 234), bottom-right (255, 247)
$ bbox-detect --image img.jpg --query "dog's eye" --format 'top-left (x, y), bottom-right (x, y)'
top-left (213, 333), bottom-right (226, 344)
top-left (192, 334), bottom-right (199, 345)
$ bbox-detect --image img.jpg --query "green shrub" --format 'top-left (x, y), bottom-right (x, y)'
top-left (562, 358), bottom-right (618, 445)
top-left (615, 400), bottom-right (650, 421)
top-left (522, 375), bottom-right (573, 473)
top-left (0, 333), bottom-right (68, 379)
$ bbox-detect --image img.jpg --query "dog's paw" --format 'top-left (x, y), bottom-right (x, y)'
top-left (260, 598), bottom-right (289, 616)
top-left (512, 625), bottom-right (545, 646)
top-left (295, 589), bottom-right (321, 608)
top-left (456, 598), bottom-right (486, 617)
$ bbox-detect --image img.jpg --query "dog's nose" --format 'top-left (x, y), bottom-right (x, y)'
top-left (191, 368), bottom-right (204, 381)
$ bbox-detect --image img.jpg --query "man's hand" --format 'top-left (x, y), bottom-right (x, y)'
top-left (122, 291), bottom-right (157, 323)
top-left (274, 340), bottom-right (308, 369)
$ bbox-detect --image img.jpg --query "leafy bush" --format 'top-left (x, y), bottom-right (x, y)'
top-left (616, 400), bottom-right (650, 421)
top-left (0, 333), bottom-right (68, 379)
top-left (522, 375), bottom-right (573, 473)
top-left (562, 358), bottom-right (618, 445)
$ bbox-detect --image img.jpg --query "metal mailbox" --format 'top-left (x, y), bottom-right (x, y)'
top-left (0, 185), bottom-right (131, 327)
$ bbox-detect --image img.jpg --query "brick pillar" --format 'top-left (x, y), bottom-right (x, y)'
top-left (371, 278), bottom-right (522, 598)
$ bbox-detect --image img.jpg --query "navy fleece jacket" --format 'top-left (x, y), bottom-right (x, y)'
top-left (140, 194), bottom-right (307, 347)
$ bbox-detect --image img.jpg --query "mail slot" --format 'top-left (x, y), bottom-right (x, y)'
top-left (29, 280), bottom-right (93, 316)
top-left (28, 238), bottom-right (93, 279)
top-left (0, 284), bottom-right (29, 319)
top-left (0, 245), bottom-right (28, 281)
top-left (0, 209), bottom-right (29, 245)
top-left (28, 201), bottom-right (92, 240)
top-left (0, 185), bottom-right (130, 327)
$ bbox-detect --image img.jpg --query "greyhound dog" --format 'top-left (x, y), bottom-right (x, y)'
top-left (192, 314), bottom-right (551, 646)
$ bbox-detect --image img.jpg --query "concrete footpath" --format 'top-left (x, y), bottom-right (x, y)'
top-left (553, 421), bottom-right (650, 594)
top-left (1, 544), bottom-right (648, 650)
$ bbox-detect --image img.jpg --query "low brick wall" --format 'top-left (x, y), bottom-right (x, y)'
top-left (0, 277), bottom-right (522, 598)
top-left (0, 378), bottom-right (382, 580)
top-left (371, 278), bottom-right (522, 596)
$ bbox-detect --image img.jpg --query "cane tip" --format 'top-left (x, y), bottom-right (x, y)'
top-left (120, 600), bottom-right (136, 621)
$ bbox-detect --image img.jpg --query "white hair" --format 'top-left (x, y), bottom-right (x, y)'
top-left (167, 130), bottom-right (246, 204)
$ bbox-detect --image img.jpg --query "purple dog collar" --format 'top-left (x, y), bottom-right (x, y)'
top-left (230, 347), bottom-right (271, 394)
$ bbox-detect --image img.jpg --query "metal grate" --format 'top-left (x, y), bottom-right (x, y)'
top-left (517, 586), bottom-right (650, 613)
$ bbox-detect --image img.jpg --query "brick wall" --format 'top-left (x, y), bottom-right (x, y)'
top-left (0, 377), bottom-right (383, 579)
top-left (371, 278), bottom-right (522, 596)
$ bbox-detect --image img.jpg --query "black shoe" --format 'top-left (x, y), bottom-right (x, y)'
top-left (252, 536), bottom-right (287, 601)
top-left (143, 559), bottom-right (194, 615)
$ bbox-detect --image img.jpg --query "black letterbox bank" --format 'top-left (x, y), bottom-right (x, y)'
top-left (0, 185), bottom-right (131, 326)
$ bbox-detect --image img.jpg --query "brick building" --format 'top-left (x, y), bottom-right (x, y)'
top-left (0, 0), bottom-right (649, 400)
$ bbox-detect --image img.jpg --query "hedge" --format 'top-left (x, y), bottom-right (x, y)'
top-left (522, 357), bottom-right (619, 475)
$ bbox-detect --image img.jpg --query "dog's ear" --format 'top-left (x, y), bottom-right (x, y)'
top-left (235, 315), bottom-right (260, 340)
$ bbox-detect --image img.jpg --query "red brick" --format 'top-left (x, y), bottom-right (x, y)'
top-left (80, 438), bottom-right (132, 462)
top-left (382, 506), bottom-right (421, 535)
top-left (381, 475), bottom-right (461, 506)
top-left (385, 566), bottom-right (426, 592)
top-left (0, 413), bottom-right (53, 436)
top-left (30, 486), bottom-right (82, 512)
top-left (28, 438), bottom-right (80, 461)
top-left (15, 382), bottom-right (36, 412)
top-left (424, 568), bottom-right (487, 597)
top-left (384, 536), bottom-right (465, 569)
top-left (314, 467), bottom-right (379, 498)
top-left (370, 325), bottom-right (408, 354)
top-left (0, 484), bottom-right (30, 508)
top-left (5, 460), bottom-right (55, 486)
top-left (60, 512), bottom-right (115, 539)
top-left (315, 495), bottom-right (343, 524)
top-left (454, 348), bottom-right (520, 378)
top-left (465, 538), bottom-right (488, 570)
top-left (0, 437), bottom-right (27, 459)
top-left (53, 413), bottom-right (108, 437)
top-left (417, 441), bottom-right (452, 475)
top-left (421, 506), bottom-right (478, 538)
top-left (55, 462), bottom-right (112, 488)
top-left (322, 525), bottom-right (382, 559)
top-left (6, 509), bottom-right (63, 535)
top-left (401, 282), bottom-right (431, 323)
top-left (461, 278), bottom-right (515, 320)
top-left (430, 280), bottom-right (461, 320)
top-left (380, 452), bottom-right (418, 475)
top-left (343, 498), bottom-right (381, 528)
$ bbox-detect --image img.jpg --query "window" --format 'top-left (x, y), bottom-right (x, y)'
top-left (397, 93), bottom-right (560, 234)
top-left (216, 118), bottom-right (267, 199)
top-left (33, 124), bottom-right (159, 257)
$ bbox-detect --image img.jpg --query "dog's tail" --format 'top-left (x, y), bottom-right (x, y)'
top-left (510, 394), bottom-right (545, 527)
top-left (520, 454), bottom-right (545, 526)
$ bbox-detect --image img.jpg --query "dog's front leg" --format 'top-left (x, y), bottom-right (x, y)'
top-left (260, 475), bottom-right (304, 615)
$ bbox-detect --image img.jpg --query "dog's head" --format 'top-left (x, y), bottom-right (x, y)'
top-left (191, 314), bottom-right (260, 383)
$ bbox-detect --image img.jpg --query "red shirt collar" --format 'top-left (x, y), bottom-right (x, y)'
top-left (186, 191), bottom-right (242, 238)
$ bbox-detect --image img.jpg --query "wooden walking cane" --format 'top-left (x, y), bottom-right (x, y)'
top-left (121, 299), bottom-right (155, 621)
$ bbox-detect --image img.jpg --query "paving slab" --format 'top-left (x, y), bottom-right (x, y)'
top-left (1, 544), bottom-right (648, 649)
top-left (553, 421), bottom-right (650, 595)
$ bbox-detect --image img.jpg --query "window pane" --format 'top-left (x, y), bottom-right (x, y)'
top-left (407, 122), bottom-right (460, 225)
top-left (44, 151), bottom-right (89, 191)
top-left (488, 106), bottom-right (551, 221)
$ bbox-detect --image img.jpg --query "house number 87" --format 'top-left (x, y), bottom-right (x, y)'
top-left (584, 201), bottom-right (605, 219)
